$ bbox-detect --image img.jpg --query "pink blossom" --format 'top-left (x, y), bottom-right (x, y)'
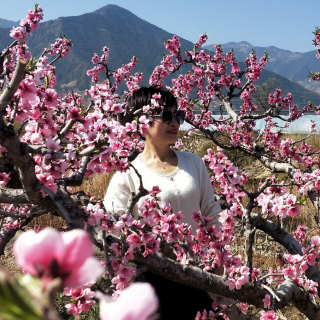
top-left (311, 235), bottom-right (320, 246)
top-left (10, 26), bottom-right (27, 40)
top-left (114, 220), bottom-right (126, 232)
top-left (0, 172), bottom-right (11, 188)
top-left (260, 310), bottom-right (279, 320)
top-left (150, 186), bottom-right (161, 195)
top-left (67, 106), bottom-right (83, 120)
top-left (30, 132), bottom-right (44, 144)
top-left (98, 283), bottom-right (158, 320)
top-left (46, 138), bottom-right (61, 151)
top-left (287, 205), bottom-right (301, 218)
top-left (36, 172), bottom-right (58, 193)
top-left (44, 88), bottom-right (60, 109)
top-left (283, 265), bottom-right (297, 278)
top-left (17, 78), bottom-right (37, 101)
top-left (13, 228), bottom-right (104, 288)
top-left (83, 203), bottom-right (105, 226)
top-left (262, 294), bottom-right (271, 309)
top-left (127, 234), bottom-right (141, 249)
top-left (64, 284), bottom-right (96, 316)
top-left (239, 303), bottom-right (248, 312)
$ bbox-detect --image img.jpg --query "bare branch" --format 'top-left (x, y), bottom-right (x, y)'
top-left (39, 184), bottom-right (74, 225)
top-left (102, 230), bottom-right (115, 278)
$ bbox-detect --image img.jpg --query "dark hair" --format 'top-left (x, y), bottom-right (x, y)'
top-left (127, 86), bottom-right (177, 113)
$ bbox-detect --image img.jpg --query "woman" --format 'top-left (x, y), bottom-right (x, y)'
top-left (104, 86), bottom-right (222, 320)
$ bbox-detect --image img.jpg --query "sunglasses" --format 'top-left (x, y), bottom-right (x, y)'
top-left (153, 110), bottom-right (185, 125)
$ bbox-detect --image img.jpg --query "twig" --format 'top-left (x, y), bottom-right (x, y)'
top-left (258, 273), bottom-right (284, 282)
top-left (260, 283), bottom-right (281, 302)
top-left (16, 119), bottom-right (28, 136)
top-left (39, 183), bottom-right (73, 226)
top-left (125, 164), bottom-right (149, 215)
top-left (102, 230), bottom-right (115, 278)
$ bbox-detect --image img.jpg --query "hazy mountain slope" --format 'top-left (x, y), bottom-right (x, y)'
top-left (0, 18), bottom-right (17, 28)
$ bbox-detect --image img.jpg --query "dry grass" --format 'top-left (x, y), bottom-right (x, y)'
top-left (27, 172), bottom-right (115, 230)
top-left (71, 172), bottom-right (115, 200)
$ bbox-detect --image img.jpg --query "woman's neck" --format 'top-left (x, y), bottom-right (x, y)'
top-left (141, 140), bottom-right (171, 162)
top-left (139, 141), bottom-right (177, 173)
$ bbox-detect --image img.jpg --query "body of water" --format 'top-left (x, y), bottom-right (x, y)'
top-left (180, 115), bottom-right (320, 134)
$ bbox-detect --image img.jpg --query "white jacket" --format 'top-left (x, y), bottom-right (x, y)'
top-left (103, 151), bottom-right (221, 231)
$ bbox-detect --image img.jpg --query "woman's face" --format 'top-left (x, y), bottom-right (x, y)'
top-left (146, 106), bottom-right (180, 147)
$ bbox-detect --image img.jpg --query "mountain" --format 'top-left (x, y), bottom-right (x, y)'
top-left (204, 41), bottom-right (320, 94)
top-left (0, 18), bottom-right (17, 28)
top-left (0, 5), bottom-right (194, 94)
top-left (0, 5), bottom-right (320, 109)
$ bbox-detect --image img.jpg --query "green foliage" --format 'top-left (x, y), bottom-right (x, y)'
top-left (55, 274), bottom-right (112, 320)
top-left (0, 272), bottom-right (42, 320)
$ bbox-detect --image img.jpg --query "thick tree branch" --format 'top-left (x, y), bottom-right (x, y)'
top-left (243, 199), bottom-right (256, 276)
top-left (61, 156), bottom-right (90, 186)
top-left (39, 183), bottom-right (84, 229)
top-left (215, 92), bottom-right (238, 122)
top-left (0, 59), bottom-right (27, 112)
top-left (0, 189), bottom-right (28, 204)
top-left (132, 251), bottom-right (320, 318)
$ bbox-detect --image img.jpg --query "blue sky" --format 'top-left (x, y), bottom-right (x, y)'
top-left (0, 0), bottom-right (319, 53)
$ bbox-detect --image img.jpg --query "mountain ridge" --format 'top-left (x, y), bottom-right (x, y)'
top-left (0, 18), bottom-right (17, 28)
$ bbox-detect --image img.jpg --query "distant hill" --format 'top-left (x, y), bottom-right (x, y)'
top-left (0, 5), bottom-right (194, 94)
top-left (0, 5), bottom-right (320, 109)
top-left (204, 41), bottom-right (320, 94)
top-left (0, 18), bottom-right (17, 28)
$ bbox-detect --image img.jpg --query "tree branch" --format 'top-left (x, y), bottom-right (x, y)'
top-left (125, 164), bottom-right (149, 215)
top-left (61, 156), bottom-right (90, 186)
top-left (0, 189), bottom-right (28, 204)
top-left (0, 59), bottom-right (27, 112)
top-left (131, 251), bottom-right (320, 318)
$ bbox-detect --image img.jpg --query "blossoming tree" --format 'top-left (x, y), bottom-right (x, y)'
top-left (2, 5), bottom-right (320, 320)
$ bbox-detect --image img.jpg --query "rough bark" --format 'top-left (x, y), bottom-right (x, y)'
top-left (131, 251), bottom-right (320, 319)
